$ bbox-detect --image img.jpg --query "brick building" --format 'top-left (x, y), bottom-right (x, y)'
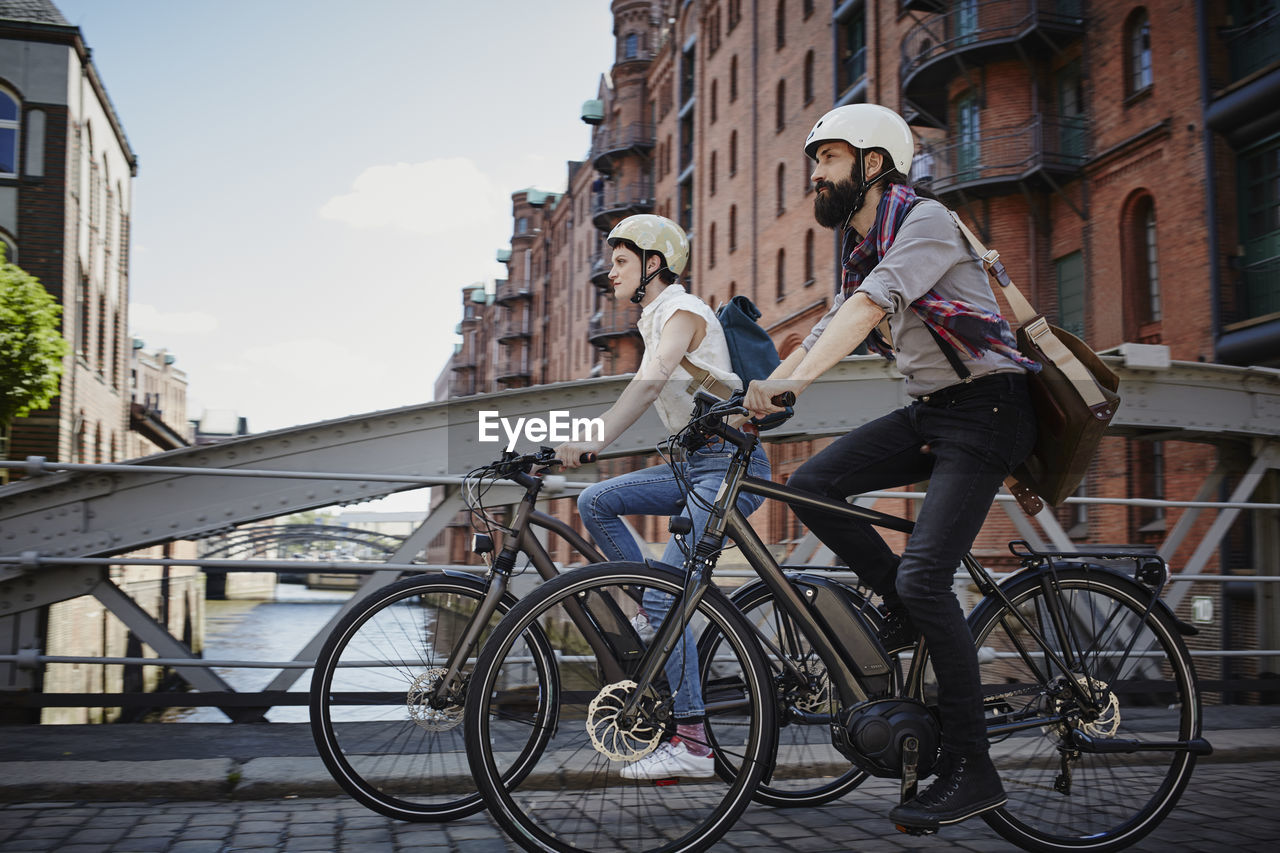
top-left (0, 1), bottom-right (138, 469)
top-left (436, 0), bottom-right (1276, 664)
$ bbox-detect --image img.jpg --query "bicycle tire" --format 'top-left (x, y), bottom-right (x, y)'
top-left (465, 561), bottom-right (777, 853)
top-left (962, 566), bottom-right (1202, 852)
top-left (698, 576), bottom-right (870, 808)
top-left (309, 572), bottom-right (557, 822)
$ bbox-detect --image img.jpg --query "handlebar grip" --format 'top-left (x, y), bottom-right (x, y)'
top-left (579, 452), bottom-right (597, 463)
top-left (771, 391), bottom-right (796, 407)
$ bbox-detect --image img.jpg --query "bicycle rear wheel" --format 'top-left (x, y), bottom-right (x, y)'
top-left (465, 562), bottom-right (777, 853)
top-left (699, 577), bottom-right (869, 808)
top-left (966, 567), bottom-right (1202, 852)
top-left (309, 573), bottom-right (556, 822)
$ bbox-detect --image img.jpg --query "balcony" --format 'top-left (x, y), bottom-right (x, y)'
top-left (1224, 7), bottom-right (1280, 86)
top-left (497, 309), bottom-right (532, 342)
top-left (451, 352), bottom-right (477, 371)
top-left (914, 115), bottom-right (1089, 198)
top-left (494, 277), bottom-right (532, 303)
top-left (448, 375), bottom-right (477, 397)
top-left (589, 250), bottom-right (612, 291)
top-left (495, 350), bottom-right (533, 384)
top-left (591, 182), bottom-right (655, 231)
top-left (900, 0), bottom-right (1085, 126)
top-left (588, 304), bottom-right (642, 349)
top-left (591, 122), bottom-right (657, 174)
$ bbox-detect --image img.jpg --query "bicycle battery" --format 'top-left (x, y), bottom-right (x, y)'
top-left (793, 575), bottom-right (893, 696)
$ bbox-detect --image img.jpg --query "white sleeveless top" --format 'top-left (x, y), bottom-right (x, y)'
top-left (636, 285), bottom-right (741, 434)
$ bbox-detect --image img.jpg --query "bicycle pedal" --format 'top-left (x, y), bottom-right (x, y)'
top-left (895, 823), bottom-right (938, 836)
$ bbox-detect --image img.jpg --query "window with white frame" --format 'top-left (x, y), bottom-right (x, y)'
top-left (0, 90), bottom-right (19, 176)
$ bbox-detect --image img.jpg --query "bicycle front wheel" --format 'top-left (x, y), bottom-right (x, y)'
top-left (700, 577), bottom-right (869, 808)
top-left (466, 562), bottom-right (777, 853)
top-left (968, 567), bottom-right (1202, 852)
top-left (310, 573), bottom-right (556, 822)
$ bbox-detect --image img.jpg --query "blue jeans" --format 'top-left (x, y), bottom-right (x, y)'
top-left (787, 373), bottom-right (1036, 754)
top-left (578, 444), bottom-right (771, 719)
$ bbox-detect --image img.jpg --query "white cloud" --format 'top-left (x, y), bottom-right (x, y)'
top-left (129, 303), bottom-right (220, 338)
top-left (319, 158), bottom-right (508, 236)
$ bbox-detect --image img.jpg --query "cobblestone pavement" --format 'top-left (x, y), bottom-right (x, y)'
top-left (0, 759), bottom-right (1277, 853)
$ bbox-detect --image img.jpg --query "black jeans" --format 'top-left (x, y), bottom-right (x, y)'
top-left (789, 372), bottom-right (1036, 754)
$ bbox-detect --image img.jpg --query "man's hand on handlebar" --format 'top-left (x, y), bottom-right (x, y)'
top-left (744, 379), bottom-right (802, 418)
top-left (552, 441), bottom-right (603, 470)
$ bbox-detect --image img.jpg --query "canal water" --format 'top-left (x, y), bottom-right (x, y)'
top-left (168, 581), bottom-right (352, 723)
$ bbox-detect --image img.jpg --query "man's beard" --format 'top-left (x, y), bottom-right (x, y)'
top-left (812, 165), bottom-right (864, 229)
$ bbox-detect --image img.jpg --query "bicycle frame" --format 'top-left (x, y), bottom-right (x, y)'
top-left (622, 434), bottom-right (1151, 729)
top-left (429, 461), bottom-right (637, 708)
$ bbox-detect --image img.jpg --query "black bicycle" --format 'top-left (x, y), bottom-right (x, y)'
top-left (309, 448), bottom-right (606, 822)
top-left (310, 445), bottom-right (867, 822)
top-left (463, 391), bottom-right (1210, 853)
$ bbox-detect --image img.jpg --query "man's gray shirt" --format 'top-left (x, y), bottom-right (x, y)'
top-left (801, 198), bottom-right (1027, 397)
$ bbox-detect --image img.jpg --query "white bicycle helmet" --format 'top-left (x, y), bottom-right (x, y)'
top-left (804, 103), bottom-right (914, 173)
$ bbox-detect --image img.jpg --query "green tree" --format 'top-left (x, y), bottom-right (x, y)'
top-left (0, 248), bottom-right (69, 469)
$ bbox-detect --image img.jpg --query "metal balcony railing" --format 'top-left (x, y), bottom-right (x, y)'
top-left (914, 115), bottom-right (1089, 195)
top-left (494, 277), bottom-right (533, 303)
top-left (497, 309), bottom-right (533, 341)
top-left (448, 375), bottom-right (477, 397)
top-left (591, 122), bottom-right (657, 173)
top-left (900, 0), bottom-right (1085, 105)
top-left (590, 182), bottom-right (655, 231)
top-left (495, 351), bottom-right (532, 382)
top-left (587, 304), bottom-right (642, 348)
top-left (589, 251), bottom-right (612, 290)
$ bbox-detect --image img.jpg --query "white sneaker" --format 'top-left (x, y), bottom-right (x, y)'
top-left (630, 609), bottom-right (656, 644)
top-left (620, 738), bottom-right (715, 780)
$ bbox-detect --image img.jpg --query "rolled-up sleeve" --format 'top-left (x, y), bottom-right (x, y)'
top-left (854, 203), bottom-right (973, 315)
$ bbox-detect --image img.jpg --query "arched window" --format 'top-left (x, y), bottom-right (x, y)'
top-left (729, 130), bottom-right (738, 175)
top-left (729, 205), bottom-right (738, 252)
top-left (730, 55), bottom-right (739, 101)
top-left (710, 150), bottom-right (718, 195)
top-left (804, 229), bottom-right (815, 284)
top-left (709, 222), bottom-right (717, 268)
top-left (776, 248), bottom-right (786, 298)
top-left (776, 163), bottom-right (786, 214)
top-left (0, 90), bottom-right (20, 177)
top-left (776, 1), bottom-right (786, 50)
top-left (625, 32), bottom-right (640, 60)
top-left (711, 79), bottom-right (718, 123)
top-left (1126, 9), bottom-right (1152, 95)
top-left (776, 79), bottom-right (786, 132)
top-left (1122, 192), bottom-right (1162, 338)
top-left (803, 51), bottom-right (815, 105)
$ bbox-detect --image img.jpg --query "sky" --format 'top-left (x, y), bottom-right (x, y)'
top-left (53, 0), bottom-right (615, 437)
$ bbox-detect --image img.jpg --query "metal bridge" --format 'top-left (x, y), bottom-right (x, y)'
top-left (1, 351), bottom-right (1278, 717)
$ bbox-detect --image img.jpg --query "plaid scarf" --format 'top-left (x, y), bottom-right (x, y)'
top-left (845, 184), bottom-right (1040, 372)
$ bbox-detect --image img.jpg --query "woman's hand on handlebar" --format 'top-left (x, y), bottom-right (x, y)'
top-left (744, 379), bottom-right (801, 418)
top-left (552, 441), bottom-right (603, 470)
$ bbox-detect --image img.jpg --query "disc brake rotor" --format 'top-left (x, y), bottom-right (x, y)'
top-left (586, 680), bottom-right (663, 761)
top-left (406, 667), bottom-right (464, 732)
top-left (1044, 675), bottom-right (1121, 741)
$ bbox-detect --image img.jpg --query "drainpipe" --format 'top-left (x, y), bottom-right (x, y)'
top-left (1195, 0), bottom-right (1223, 358)
top-left (751, 1), bottom-right (759, 305)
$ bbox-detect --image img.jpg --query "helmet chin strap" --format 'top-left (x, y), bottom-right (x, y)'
top-left (842, 152), bottom-right (892, 231)
top-left (629, 250), bottom-right (665, 304)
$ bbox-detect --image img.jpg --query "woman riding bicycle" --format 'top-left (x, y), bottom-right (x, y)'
top-left (555, 213), bottom-right (771, 780)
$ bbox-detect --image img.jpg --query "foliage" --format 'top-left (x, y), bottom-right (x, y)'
top-left (0, 248), bottom-right (69, 428)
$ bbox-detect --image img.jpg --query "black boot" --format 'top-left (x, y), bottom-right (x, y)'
top-left (889, 751), bottom-right (1006, 830)
top-left (878, 606), bottom-right (919, 652)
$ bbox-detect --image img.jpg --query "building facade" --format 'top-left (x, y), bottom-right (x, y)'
top-left (0, 1), bottom-right (138, 468)
top-left (433, 0), bottom-right (1276, 694)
